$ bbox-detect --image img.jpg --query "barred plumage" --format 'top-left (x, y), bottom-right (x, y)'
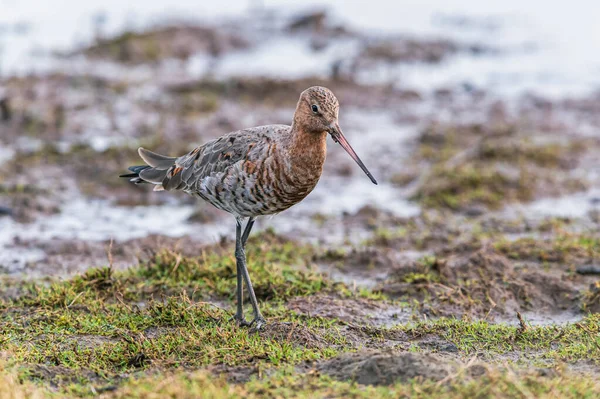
top-left (121, 86), bottom-right (377, 329)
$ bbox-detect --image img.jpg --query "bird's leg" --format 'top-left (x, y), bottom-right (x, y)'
top-left (233, 217), bottom-right (255, 326)
top-left (235, 217), bottom-right (266, 329)
top-left (233, 219), bottom-right (249, 326)
top-left (241, 217), bottom-right (255, 248)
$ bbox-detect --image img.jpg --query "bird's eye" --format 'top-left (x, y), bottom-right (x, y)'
top-left (311, 104), bottom-right (319, 113)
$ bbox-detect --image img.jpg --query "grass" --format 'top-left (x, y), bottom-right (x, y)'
top-left (582, 281), bottom-right (600, 313)
top-left (3, 353), bottom-right (600, 398)
top-left (9, 230), bottom-right (337, 308)
top-left (3, 296), bottom-right (345, 394)
top-left (1, 230), bottom-right (599, 397)
top-left (401, 316), bottom-right (600, 362)
top-left (86, 366), bottom-right (600, 398)
top-left (0, 232), bottom-right (360, 395)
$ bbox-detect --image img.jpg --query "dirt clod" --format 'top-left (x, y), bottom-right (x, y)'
top-left (381, 246), bottom-right (580, 317)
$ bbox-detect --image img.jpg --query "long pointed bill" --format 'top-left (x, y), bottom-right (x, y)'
top-left (329, 123), bottom-right (378, 185)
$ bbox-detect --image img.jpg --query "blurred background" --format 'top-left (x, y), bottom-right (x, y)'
top-left (1, 0), bottom-right (600, 277)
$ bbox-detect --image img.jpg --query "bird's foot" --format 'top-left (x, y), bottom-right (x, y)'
top-left (248, 315), bottom-right (267, 331)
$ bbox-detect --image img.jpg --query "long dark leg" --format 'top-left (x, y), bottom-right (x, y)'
top-left (241, 217), bottom-right (255, 247)
top-left (233, 219), bottom-right (248, 325)
top-left (233, 217), bottom-right (256, 325)
top-left (235, 217), bottom-right (265, 329)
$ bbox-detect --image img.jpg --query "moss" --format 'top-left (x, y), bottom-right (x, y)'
top-left (495, 233), bottom-right (600, 264)
top-left (412, 123), bottom-right (589, 211)
top-left (416, 163), bottom-right (532, 210)
top-left (82, 26), bottom-right (248, 64)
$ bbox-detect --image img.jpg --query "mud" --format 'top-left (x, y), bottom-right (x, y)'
top-left (27, 364), bottom-right (103, 389)
top-left (287, 293), bottom-right (410, 326)
top-left (258, 322), bottom-right (329, 350)
top-left (1, 233), bottom-right (220, 277)
top-left (209, 364), bottom-right (258, 384)
top-left (317, 351), bottom-right (454, 385)
top-left (378, 244), bottom-right (583, 318)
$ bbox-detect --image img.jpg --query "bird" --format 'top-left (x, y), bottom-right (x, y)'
top-left (121, 86), bottom-right (377, 329)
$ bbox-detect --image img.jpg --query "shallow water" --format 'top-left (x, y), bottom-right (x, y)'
top-left (0, 146), bottom-right (14, 165)
top-left (498, 310), bottom-right (584, 327)
top-left (518, 189), bottom-right (600, 219)
top-left (2, 0), bottom-right (599, 96)
top-left (0, 199), bottom-right (199, 272)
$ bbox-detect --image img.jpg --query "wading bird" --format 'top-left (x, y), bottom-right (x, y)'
top-left (121, 86), bottom-right (377, 329)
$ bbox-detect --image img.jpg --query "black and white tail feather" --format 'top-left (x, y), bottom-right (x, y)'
top-left (119, 148), bottom-right (177, 192)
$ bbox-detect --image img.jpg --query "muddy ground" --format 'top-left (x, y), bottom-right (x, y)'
top-left (1, 8), bottom-right (600, 399)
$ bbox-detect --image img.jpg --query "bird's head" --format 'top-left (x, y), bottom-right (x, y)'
top-left (294, 86), bottom-right (377, 185)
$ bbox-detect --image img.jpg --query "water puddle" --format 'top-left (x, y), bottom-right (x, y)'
top-left (515, 189), bottom-right (600, 219)
top-left (497, 310), bottom-right (584, 327)
top-left (4, 1), bottom-right (598, 98)
top-left (0, 198), bottom-right (230, 273)
top-left (0, 146), bottom-right (15, 165)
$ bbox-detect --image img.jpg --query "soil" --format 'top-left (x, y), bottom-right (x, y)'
top-left (287, 293), bottom-right (409, 326)
top-left (317, 351), bottom-right (454, 385)
top-left (259, 322), bottom-right (329, 350)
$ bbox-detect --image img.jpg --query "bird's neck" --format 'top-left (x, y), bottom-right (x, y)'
top-left (289, 125), bottom-right (327, 159)
top-left (286, 124), bottom-right (327, 180)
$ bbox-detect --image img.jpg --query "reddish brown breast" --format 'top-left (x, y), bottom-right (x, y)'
top-left (258, 128), bottom-right (327, 213)
top-left (288, 129), bottom-right (327, 183)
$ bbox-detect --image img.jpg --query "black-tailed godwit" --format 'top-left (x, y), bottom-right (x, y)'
top-left (122, 86), bottom-right (377, 328)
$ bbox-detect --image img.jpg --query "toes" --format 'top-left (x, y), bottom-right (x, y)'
top-left (232, 314), bottom-right (266, 330)
top-left (249, 317), bottom-right (267, 331)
